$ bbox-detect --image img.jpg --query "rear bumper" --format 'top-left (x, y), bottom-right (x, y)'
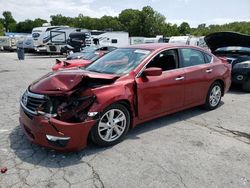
top-left (19, 107), bottom-right (96, 151)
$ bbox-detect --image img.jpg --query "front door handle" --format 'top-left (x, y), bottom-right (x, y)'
top-left (206, 69), bottom-right (213, 73)
top-left (175, 76), bottom-right (185, 81)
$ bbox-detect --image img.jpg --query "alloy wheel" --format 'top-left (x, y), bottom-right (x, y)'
top-left (209, 85), bottom-right (222, 107)
top-left (98, 109), bottom-right (127, 142)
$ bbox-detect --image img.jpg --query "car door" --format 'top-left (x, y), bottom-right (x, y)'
top-left (179, 48), bottom-right (213, 106)
top-left (135, 49), bottom-right (185, 119)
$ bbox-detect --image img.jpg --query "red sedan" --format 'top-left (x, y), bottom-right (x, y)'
top-left (20, 44), bottom-right (231, 151)
top-left (52, 51), bottom-right (105, 71)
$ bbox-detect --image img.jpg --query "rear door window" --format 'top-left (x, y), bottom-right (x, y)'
top-left (180, 48), bottom-right (206, 67)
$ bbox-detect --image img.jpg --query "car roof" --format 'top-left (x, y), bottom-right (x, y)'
top-left (123, 43), bottom-right (201, 51)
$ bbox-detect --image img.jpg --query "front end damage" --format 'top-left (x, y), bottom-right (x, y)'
top-left (19, 71), bottom-right (118, 151)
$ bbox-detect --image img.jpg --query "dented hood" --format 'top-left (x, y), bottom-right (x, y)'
top-left (204, 32), bottom-right (250, 52)
top-left (30, 69), bottom-right (118, 94)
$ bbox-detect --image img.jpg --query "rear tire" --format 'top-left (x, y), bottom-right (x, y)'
top-left (203, 82), bottom-right (222, 110)
top-left (242, 78), bottom-right (250, 92)
top-left (91, 103), bottom-right (130, 147)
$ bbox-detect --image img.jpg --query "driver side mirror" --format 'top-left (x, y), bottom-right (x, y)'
top-left (143, 67), bottom-right (162, 76)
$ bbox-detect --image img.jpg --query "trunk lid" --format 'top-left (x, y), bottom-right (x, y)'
top-left (204, 32), bottom-right (250, 52)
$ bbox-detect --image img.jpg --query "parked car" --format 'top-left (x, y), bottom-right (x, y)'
top-left (52, 51), bottom-right (105, 71)
top-left (205, 32), bottom-right (250, 92)
top-left (20, 43), bottom-right (231, 151)
top-left (66, 46), bottom-right (117, 60)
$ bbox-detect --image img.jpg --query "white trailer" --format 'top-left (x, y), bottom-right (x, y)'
top-left (0, 36), bottom-right (11, 50)
top-left (0, 35), bottom-right (26, 51)
top-left (31, 25), bottom-right (73, 53)
top-left (46, 27), bottom-right (83, 54)
top-left (168, 36), bottom-right (191, 45)
top-left (130, 37), bottom-right (145, 45)
top-left (90, 31), bottom-right (129, 47)
top-left (130, 35), bottom-right (166, 45)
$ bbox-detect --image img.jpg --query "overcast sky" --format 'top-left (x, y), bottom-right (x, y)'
top-left (0, 0), bottom-right (249, 27)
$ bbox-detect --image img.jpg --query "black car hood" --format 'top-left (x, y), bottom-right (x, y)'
top-left (204, 32), bottom-right (250, 52)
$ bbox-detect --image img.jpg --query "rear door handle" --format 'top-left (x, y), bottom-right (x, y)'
top-left (206, 69), bottom-right (213, 73)
top-left (175, 76), bottom-right (185, 81)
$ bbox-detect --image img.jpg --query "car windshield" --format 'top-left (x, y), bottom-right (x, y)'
top-left (84, 48), bottom-right (152, 75)
top-left (81, 46), bottom-right (98, 52)
top-left (81, 52), bottom-right (98, 60)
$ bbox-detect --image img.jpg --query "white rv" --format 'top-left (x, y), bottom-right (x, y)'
top-left (46, 27), bottom-right (83, 54)
top-left (90, 31), bottom-right (129, 47)
top-left (168, 36), bottom-right (191, 45)
top-left (0, 36), bottom-right (13, 50)
top-left (32, 25), bottom-right (73, 53)
top-left (130, 35), bottom-right (167, 45)
top-left (130, 37), bottom-right (145, 45)
top-left (0, 35), bottom-right (26, 51)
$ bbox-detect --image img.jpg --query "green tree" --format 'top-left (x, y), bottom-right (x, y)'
top-left (119, 6), bottom-right (167, 37)
top-left (0, 22), bottom-right (4, 35)
top-left (178, 22), bottom-right (190, 35)
top-left (163, 23), bottom-right (180, 36)
top-left (139, 6), bottom-right (166, 37)
top-left (2, 11), bottom-right (16, 32)
top-left (15, 18), bottom-right (47, 33)
top-left (119, 8), bottom-right (141, 36)
top-left (33, 18), bottom-right (47, 27)
top-left (96, 16), bottom-right (122, 31)
top-left (50, 14), bottom-right (74, 26)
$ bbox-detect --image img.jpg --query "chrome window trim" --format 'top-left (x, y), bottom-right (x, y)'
top-left (136, 47), bottom-right (213, 78)
top-left (179, 48), bottom-right (213, 68)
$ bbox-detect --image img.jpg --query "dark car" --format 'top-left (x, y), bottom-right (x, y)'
top-left (205, 32), bottom-right (250, 92)
top-left (20, 44), bottom-right (231, 151)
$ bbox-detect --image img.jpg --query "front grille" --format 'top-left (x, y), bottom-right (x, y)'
top-left (21, 90), bottom-right (47, 116)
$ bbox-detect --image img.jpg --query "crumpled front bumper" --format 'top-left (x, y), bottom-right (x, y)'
top-left (19, 107), bottom-right (96, 151)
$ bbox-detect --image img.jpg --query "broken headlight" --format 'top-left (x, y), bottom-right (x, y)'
top-left (56, 95), bottom-right (96, 122)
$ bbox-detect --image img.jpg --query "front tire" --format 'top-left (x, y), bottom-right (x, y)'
top-left (203, 82), bottom-right (222, 110)
top-left (91, 103), bottom-right (130, 146)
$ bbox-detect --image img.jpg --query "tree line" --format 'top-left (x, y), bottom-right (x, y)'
top-left (1, 6), bottom-right (250, 37)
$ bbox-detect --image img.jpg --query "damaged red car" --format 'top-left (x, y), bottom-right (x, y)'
top-left (19, 44), bottom-right (231, 151)
top-left (52, 51), bottom-right (105, 71)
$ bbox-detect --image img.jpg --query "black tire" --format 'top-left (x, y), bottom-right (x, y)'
top-left (242, 78), bottom-right (250, 92)
top-left (91, 103), bottom-right (130, 147)
top-left (203, 82), bottom-right (222, 110)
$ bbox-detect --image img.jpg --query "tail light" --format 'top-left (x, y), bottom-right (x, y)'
top-left (218, 57), bottom-right (229, 64)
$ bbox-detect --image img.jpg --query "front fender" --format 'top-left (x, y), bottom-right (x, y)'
top-left (89, 80), bottom-right (136, 115)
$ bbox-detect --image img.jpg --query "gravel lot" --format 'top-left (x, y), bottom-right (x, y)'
top-left (0, 52), bottom-right (250, 188)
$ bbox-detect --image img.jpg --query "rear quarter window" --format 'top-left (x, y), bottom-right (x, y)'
top-left (204, 53), bottom-right (212, 63)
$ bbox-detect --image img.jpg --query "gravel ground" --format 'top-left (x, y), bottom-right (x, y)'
top-left (0, 52), bottom-right (250, 188)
